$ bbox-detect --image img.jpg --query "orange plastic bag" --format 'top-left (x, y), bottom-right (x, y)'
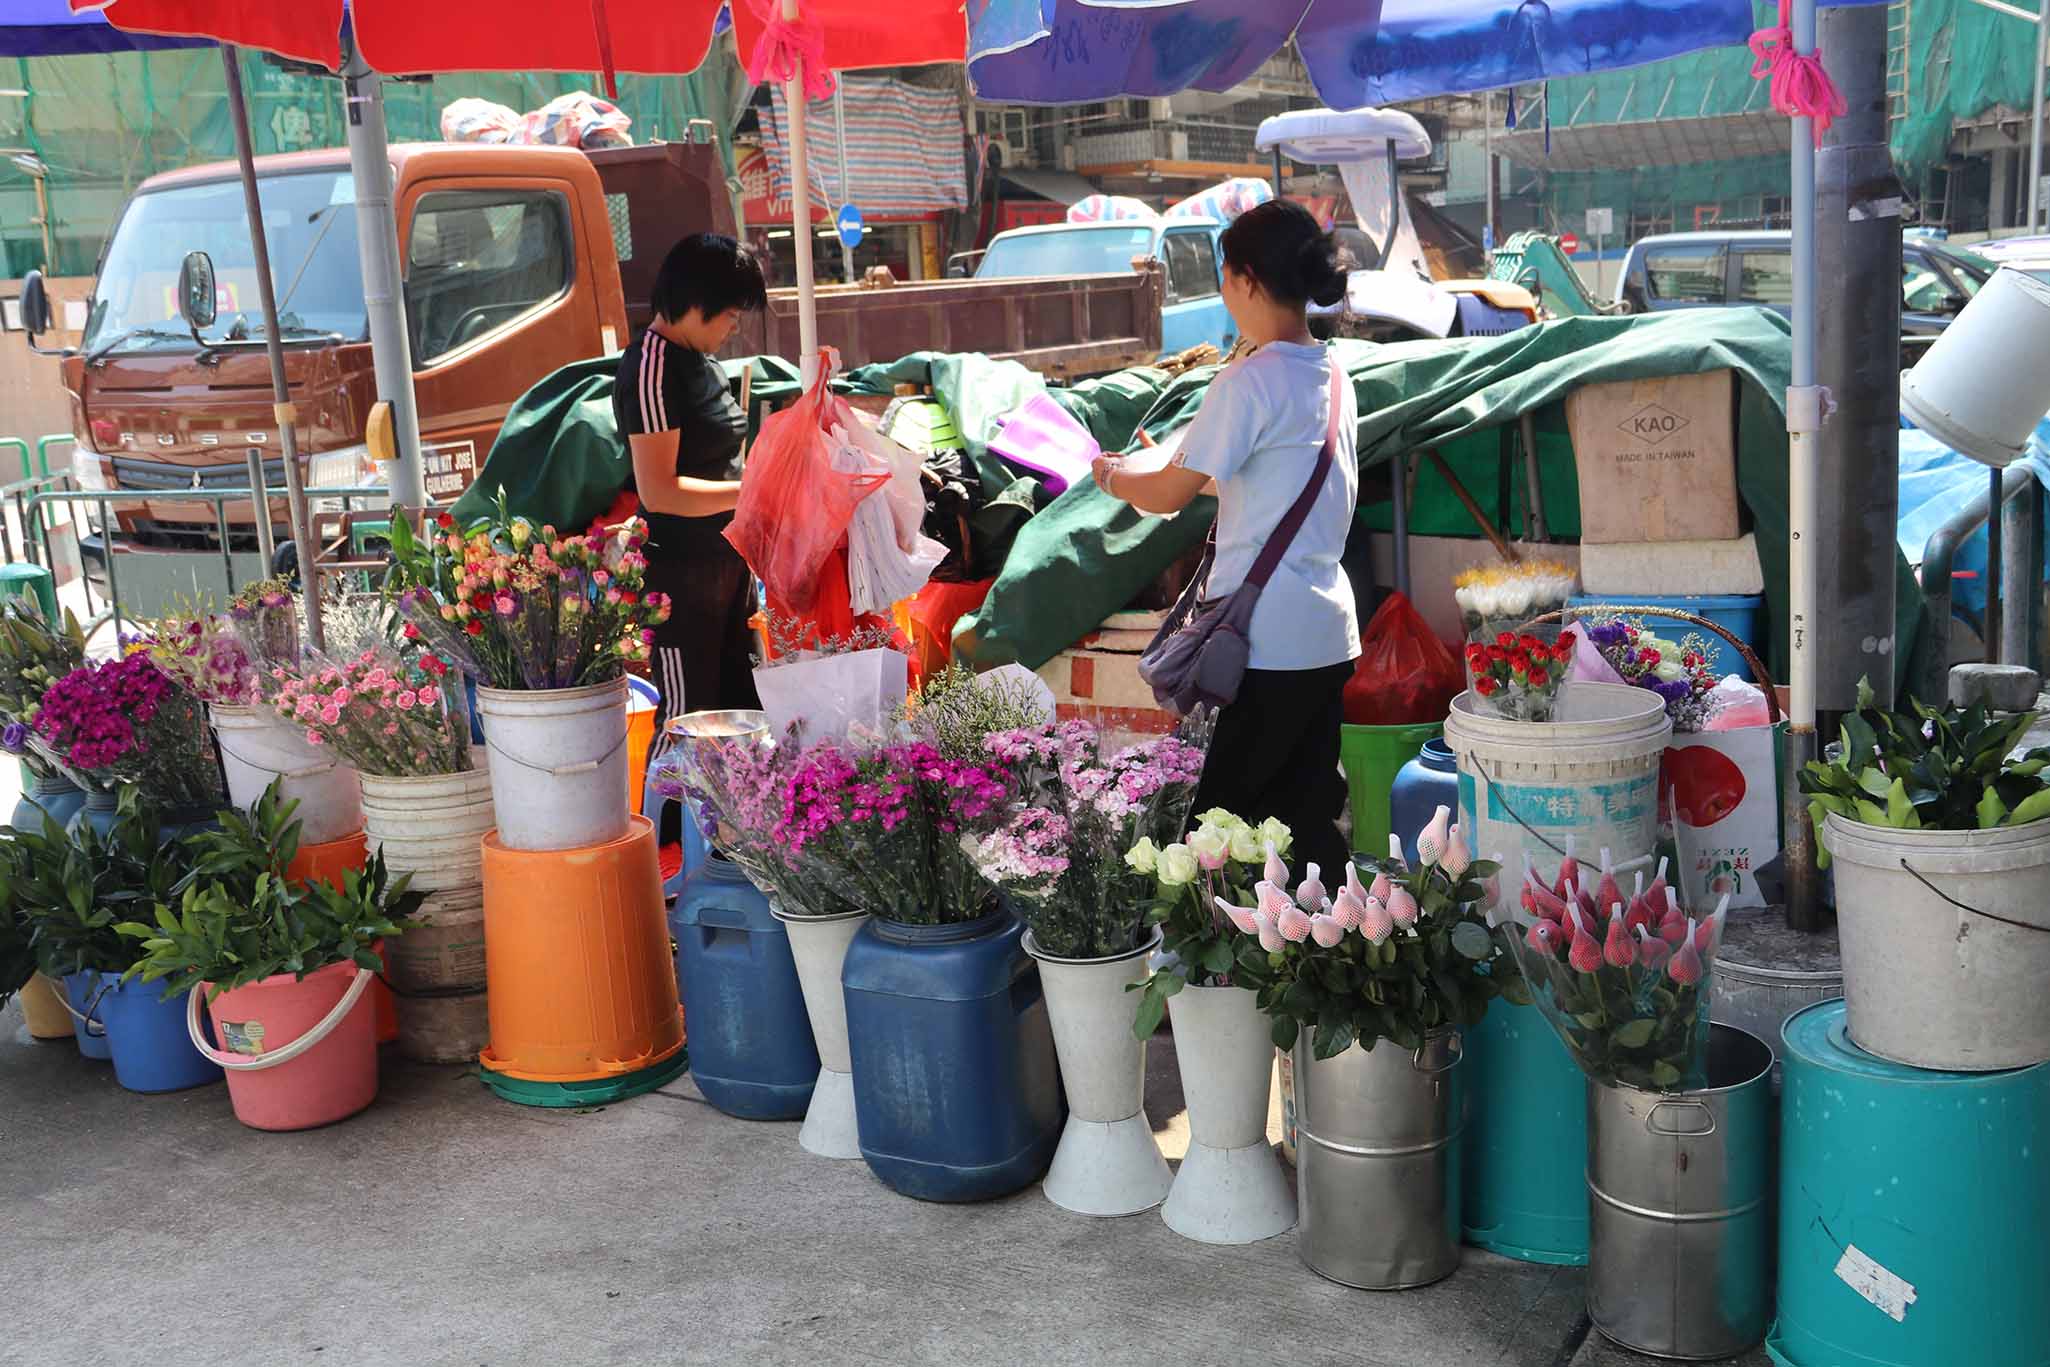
top-left (724, 368), bottom-right (886, 612)
top-left (902, 578), bottom-right (994, 685)
top-left (1344, 591), bottom-right (1464, 725)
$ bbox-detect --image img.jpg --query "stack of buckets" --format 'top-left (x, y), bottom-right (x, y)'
top-left (471, 676), bottom-right (685, 1106)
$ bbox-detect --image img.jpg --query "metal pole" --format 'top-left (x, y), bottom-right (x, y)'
top-left (1390, 453), bottom-right (1412, 599)
top-left (1987, 466), bottom-right (2006, 660)
top-left (833, 85), bottom-right (854, 285)
top-left (245, 449), bottom-right (274, 569)
top-left (782, 0), bottom-right (820, 375)
top-left (1272, 146), bottom-right (1285, 198)
top-left (339, 43), bottom-right (426, 509)
top-left (2033, 6), bottom-right (2047, 233)
top-left (221, 45), bottom-right (323, 651)
top-left (1783, 0), bottom-right (1824, 931)
top-left (1484, 90), bottom-right (1496, 264)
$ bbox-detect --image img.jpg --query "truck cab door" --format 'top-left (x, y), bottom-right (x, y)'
top-left (1160, 227), bottom-right (1230, 357)
top-left (398, 175), bottom-right (607, 498)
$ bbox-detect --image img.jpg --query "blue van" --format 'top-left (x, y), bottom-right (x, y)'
top-left (973, 218), bottom-right (1232, 357)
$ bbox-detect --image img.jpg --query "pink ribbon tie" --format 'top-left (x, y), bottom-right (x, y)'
top-left (745, 0), bottom-right (837, 100)
top-left (1749, 0), bottom-right (1847, 147)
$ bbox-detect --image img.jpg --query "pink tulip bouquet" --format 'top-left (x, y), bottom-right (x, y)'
top-left (1506, 839), bottom-right (1729, 1092)
top-left (31, 647), bottom-right (224, 808)
top-left (146, 610), bottom-right (257, 706)
top-left (1125, 807), bottom-right (1292, 1038)
top-left (261, 646), bottom-right (475, 777)
top-left (1219, 806), bottom-right (1529, 1057)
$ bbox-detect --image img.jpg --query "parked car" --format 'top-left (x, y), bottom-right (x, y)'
top-left (1613, 230), bottom-right (1997, 348)
top-left (974, 218), bottom-right (1233, 356)
top-left (1964, 233), bottom-right (2050, 280)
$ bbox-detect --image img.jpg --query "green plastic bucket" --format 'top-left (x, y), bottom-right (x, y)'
top-left (1461, 998), bottom-right (1589, 1265)
top-left (1340, 722), bottom-right (1442, 856)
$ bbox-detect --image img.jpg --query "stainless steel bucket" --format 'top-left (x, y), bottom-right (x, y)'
top-left (1293, 1030), bottom-right (1464, 1289)
top-left (1587, 1023), bottom-right (1775, 1360)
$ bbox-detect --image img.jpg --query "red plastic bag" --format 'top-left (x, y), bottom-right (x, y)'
top-left (1344, 591), bottom-right (1464, 725)
top-left (724, 368), bottom-right (886, 613)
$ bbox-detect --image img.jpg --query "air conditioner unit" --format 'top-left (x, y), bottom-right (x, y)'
top-left (990, 137), bottom-right (1037, 170)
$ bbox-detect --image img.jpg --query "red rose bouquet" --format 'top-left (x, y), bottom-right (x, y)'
top-left (1465, 629), bottom-right (1576, 722)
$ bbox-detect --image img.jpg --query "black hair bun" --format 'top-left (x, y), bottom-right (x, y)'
top-left (1297, 235), bottom-right (1349, 308)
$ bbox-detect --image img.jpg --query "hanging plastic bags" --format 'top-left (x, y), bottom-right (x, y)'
top-left (833, 417), bottom-right (948, 616)
top-left (1343, 591), bottom-right (1464, 725)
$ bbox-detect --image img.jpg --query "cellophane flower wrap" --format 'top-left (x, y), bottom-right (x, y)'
top-left (227, 577), bottom-right (300, 669)
top-left (1218, 808), bottom-right (1527, 1057)
top-left (260, 645), bottom-right (474, 777)
top-left (386, 496), bottom-right (671, 690)
top-left (1506, 841), bottom-right (1728, 1092)
top-left (1582, 616), bottom-right (1721, 733)
top-left (963, 712), bottom-right (1212, 960)
top-left (146, 609), bottom-right (257, 706)
top-left (1125, 807), bottom-right (1293, 1036)
top-left (30, 646), bottom-right (224, 808)
top-left (0, 600), bottom-right (85, 779)
top-left (1466, 630), bottom-right (1575, 723)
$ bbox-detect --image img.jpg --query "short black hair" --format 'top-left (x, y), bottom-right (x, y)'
top-left (1220, 201), bottom-right (1349, 309)
top-left (650, 233), bottom-right (768, 324)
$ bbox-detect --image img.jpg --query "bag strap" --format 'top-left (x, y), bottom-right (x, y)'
top-left (1243, 354), bottom-right (1346, 591)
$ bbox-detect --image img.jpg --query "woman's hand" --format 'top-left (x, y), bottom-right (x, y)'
top-left (1092, 455), bottom-right (1124, 501)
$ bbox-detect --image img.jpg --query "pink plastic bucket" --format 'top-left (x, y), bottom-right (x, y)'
top-left (988, 394), bottom-right (1100, 495)
top-left (189, 959), bottom-right (379, 1131)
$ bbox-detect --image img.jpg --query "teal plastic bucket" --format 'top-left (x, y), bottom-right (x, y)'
top-left (1770, 1000), bottom-right (2050, 1367)
top-left (1461, 998), bottom-right (1589, 1265)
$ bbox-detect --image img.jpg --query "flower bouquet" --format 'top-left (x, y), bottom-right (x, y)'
top-left (754, 613), bottom-right (910, 747)
top-left (1218, 807), bottom-right (1527, 1057)
top-left (146, 609), bottom-right (258, 707)
top-left (30, 648), bottom-right (224, 809)
top-left (261, 646), bottom-right (474, 777)
top-left (962, 714), bottom-right (1211, 959)
top-left (1507, 842), bottom-right (1728, 1091)
top-left (0, 600), bottom-right (86, 778)
top-left (1454, 560), bottom-right (1578, 644)
top-left (1465, 630), bottom-right (1576, 722)
top-left (1125, 807), bottom-right (1292, 1036)
top-left (386, 498), bottom-right (670, 690)
top-left (227, 577), bottom-right (300, 668)
top-left (1580, 616), bottom-right (1721, 732)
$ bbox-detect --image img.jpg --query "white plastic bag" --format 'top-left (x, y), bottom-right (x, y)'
top-left (831, 419), bottom-right (946, 615)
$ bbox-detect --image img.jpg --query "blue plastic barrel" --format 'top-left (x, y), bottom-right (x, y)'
top-left (1461, 998), bottom-right (1590, 1265)
top-left (11, 773), bottom-right (85, 834)
top-left (641, 752), bottom-right (707, 901)
top-left (1567, 593), bottom-right (1764, 680)
top-left (1771, 1000), bottom-right (2050, 1367)
top-left (97, 976), bottom-right (222, 1093)
top-left (61, 970), bottom-right (113, 1060)
top-left (669, 856), bottom-right (818, 1121)
top-left (841, 910), bottom-right (1063, 1202)
top-left (1390, 738), bottom-right (1459, 864)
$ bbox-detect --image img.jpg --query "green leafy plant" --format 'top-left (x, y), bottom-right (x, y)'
top-left (7, 787), bottom-right (191, 980)
top-left (0, 840), bottom-right (36, 1008)
top-left (1798, 679), bottom-right (2050, 866)
top-left (0, 599), bottom-right (87, 779)
top-left (118, 780), bottom-right (422, 999)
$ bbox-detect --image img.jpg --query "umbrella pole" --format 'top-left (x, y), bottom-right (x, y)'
top-left (1783, 0), bottom-right (1823, 932)
top-left (221, 43), bottom-right (323, 652)
top-left (783, 0), bottom-right (820, 379)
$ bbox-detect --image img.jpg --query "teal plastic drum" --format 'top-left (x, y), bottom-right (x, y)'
top-left (1461, 998), bottom-right (1589, 1265)
top-left (1771, 1000), bottom-right (2050, 1367)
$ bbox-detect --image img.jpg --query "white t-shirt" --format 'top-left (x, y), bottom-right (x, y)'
top-left (1176, 341), bottom-right (1361, 671)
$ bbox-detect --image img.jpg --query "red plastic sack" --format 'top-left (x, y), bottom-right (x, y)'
top-left (724, 369), bottom-right (886, 613)
top-left (1344, 591), bottom-right (1464, 725)
top-left (903, 578), bottom-right (993, 685)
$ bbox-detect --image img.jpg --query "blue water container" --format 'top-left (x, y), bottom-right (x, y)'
top-left (641, 757), bottom-right (708, 900)
top-left (1461, 998), bottom-right (1589, 1264)
top-left (1567, 593), bottom-right (1764, 680)
top-left (96, 976), bottom-right (222, 1093)
top-left (61, 969), bottom-right (113, 1061)
top-left (669, 856), bottom-right (818, 1120)
top-left (841, 910), bottom-right (1063, 1202)
top-left (1771, 1000), bottom-right (2050, 1367)
top-left (1390, 738), bottom-right (1459, 864)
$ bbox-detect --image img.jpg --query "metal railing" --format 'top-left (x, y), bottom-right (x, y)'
top-left (1919, 464), bottom-right (2044, 700)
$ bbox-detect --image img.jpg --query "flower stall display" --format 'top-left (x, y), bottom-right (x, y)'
top-left (1454, 560), bottom-right (1577, 645)
top-left (1464, 630), bottom-right (1576, 723)
top-left (1798, 682), bottom-right (2050, 1070)
top-left (1575, 617), bottom-right (1721, 731)
top-left (1130, 808), bottom-right (1299, 1244)
top-left (263, 647), bottom-right (474, 778)
top-left (388, 501), bottom-right (670, 852)
top-left (1506, 845), bottom-right (1729, 1091)
top-left (1217, 810), bottom-right (1524, 1289)
top-left (30, 647), bottom-right (225, 831)
top-left (0, 600), bottom-right (88, 829)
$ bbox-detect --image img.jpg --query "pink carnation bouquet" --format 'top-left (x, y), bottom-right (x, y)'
top-left (261, 645), bottom-right (474, 777)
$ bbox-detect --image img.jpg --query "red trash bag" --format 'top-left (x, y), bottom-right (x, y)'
top-left (724, 368), bottom-right (886, 613)
top-left (1344, 591), bottom-right (1464, 725)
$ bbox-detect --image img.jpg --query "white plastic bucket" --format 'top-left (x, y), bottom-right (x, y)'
top-left (210, 703), bottom-right (363, 845)
top-left (359, 762), bottom-right (495, 892)
top-left (1823, 812), bottom-right (2050, 1071)
top-left (475, 677), bottom-right (631, 852)
top-left (1901, 266), bottom-right (2050, 468)
top-left (1444, 683), bottom-right (1671, 914)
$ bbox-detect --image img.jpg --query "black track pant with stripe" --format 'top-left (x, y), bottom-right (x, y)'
top-left (645, 547), bottom-right (760, 733)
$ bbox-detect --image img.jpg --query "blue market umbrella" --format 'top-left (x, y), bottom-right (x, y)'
top-left (0, 0), bottom-right (206, 55)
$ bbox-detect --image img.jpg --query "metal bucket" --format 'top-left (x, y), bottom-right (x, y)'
top-left (1588, 1023), bottom-right (1775, 1361)
top-left (1293, 1030), bottom-right (1464, 1290)
top-left (1707, 907), bottom-right (1842, 1092)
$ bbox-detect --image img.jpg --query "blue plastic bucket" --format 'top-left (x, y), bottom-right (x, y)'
top-left (97, 975), bottom-right (223, 1093)
top-left (61, 969), bottom-right (113, 1061)
top-left (1461, 998), bottom-right (1589, 1265)
top-left (1770, 1000), bottom-right (2050, 1366)
top-left (1567, 593), bottom-right (1764, 680)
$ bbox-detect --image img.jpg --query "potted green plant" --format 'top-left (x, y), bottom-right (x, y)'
top-left (0, 599), bottom-right (88, 830)
top-left (1798, 680), bottom-right (2050, 1071)
top-left (117, 782), bottom-right (422, 1129)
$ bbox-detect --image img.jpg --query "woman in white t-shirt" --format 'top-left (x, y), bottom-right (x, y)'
top-left (1093, 201), bottom-right (1359, 872)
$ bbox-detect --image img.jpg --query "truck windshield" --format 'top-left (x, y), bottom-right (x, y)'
top-left (83, 169), bottom-right (365, 354)
top-left (976, 226), bottom-right (1156, 279)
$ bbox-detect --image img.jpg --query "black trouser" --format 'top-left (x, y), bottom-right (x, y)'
top-left (1191, 661), bottom-right (1353, 878)
top-left (643, 545), bottom-right (760, 733)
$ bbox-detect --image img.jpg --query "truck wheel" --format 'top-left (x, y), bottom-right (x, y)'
top-left (270, 539), bottom-right (300, 589)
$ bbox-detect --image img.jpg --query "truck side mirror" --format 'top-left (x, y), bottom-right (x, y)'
top-left (177, 251), bottom-right (218, 331)
top-left (17, 270), bottom-right (51, 336)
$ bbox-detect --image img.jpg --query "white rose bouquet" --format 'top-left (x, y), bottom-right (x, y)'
top-left (1454, 559), bottom-right (1578, 644)
top-left (1126, 808), bottom-right (1295, 1037)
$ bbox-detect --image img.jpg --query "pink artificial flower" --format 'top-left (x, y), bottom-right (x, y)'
top-left (1277, 905), bottom-right (1312, 943)
top-left (1295, 862), bottom-right (1327, 911)
top-left (1252, 910), bottom-right (1285, 954)
top-left (1330, 887), bottom-right (1367, 931)
top-left (1525, 920), bottom-right (1562, 956)
top-left (1263, 842), bottom-right (1289, 887)
top-left (1216, 897), bottom-right (1258, 936)
top-left (396, 690), bottom-right (417, 709)
top-left (1255, 881), bottom-right (1294, 922)
top-left (1635, 926), bottom-right (1671, 972)
top-left (1309, 914), bottom-right (1345, 948)
top-left (1358, 897), bottom-right (1395, 945)
top-left (1386, 886), bottom-right (1420, 930)
top-left (1568, 922), bottom-right (1605, 974)
top-left (1415, 805), bottom-right (1452, 866)
top-left (1603, 916), bottom-right (1635, 969)
top-left (1667, 937), bottom-right (1704, 985)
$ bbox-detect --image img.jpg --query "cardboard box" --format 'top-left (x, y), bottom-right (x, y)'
top-left (1566, 370), bottom-right (1740, 544)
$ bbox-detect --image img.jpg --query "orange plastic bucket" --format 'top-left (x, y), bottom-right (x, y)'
top-left (478, 814), bottom-right (683, 1083)
top-left (285, 830), bottom-right (395, 1046)
top-left (625, 679), bottom-right (658, 813)
top-left (189, 959), bottom-right (379, 1131)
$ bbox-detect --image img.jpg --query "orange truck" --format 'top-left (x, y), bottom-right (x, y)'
top-left (18, 139), bottom-right (1162, 609)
